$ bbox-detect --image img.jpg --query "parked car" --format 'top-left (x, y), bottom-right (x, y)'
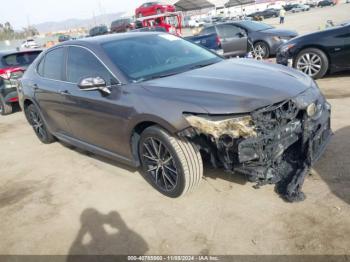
top-left (21, 39), bottom-right (40, 49)
top-left (188, 19), bottom-right (205, 28)
top-left (185, 31), bottom-right (223, 55)
top-left (58, 35), bottom-right (71, 42)
top-left (135, 2), bottom-right (176, 18)
top-left (283, 4), bottom-right (299, 11)
top-left (187, 23), bottom-right (247, 57)
top-left (111, 18), bottom-right (135, 33)
top-left (195, 21), bottom-right (297, 58)
top-left (89, 25), bottom-right (108, 37)
top-left (247, 8), bottom-right (280, 20)
top-left (317, 0), bottom-right (335, 6)
top-left (0, 50), bottom-right (42, 115)
top-left (305, 0), bottom-right (318, 7)
top-left (291, 4), bottom-right (310, 12)
top-left (18, 33), bottom-right (331, 201)
top-left (277, 23), bottom-right (350, 79)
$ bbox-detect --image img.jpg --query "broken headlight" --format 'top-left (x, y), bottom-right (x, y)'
top-left (293, 81), bottom-right (327, 119)
top-left (183, 114), bottom-right (257, 140)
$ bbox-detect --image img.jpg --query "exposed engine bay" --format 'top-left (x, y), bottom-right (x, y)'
top-left (180, 86), bottom-right (332, 202)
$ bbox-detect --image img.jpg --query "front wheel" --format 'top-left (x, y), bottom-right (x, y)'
top-left (139, 126), bottom-right (203, 198)
top-left (294, 48), bottom-right (329, 79)
top-left (254, 41), bottom-right (270, 59)
top-left (25, 104), bottom-right (55, 144)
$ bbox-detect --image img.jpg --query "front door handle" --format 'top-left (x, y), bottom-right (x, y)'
top-left (31, 84), bottom-right (39, 90)
top-left (59, 90), bottom-right (70, 95)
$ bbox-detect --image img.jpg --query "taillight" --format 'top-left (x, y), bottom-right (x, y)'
top-left (0, 67), bottom-right (24, 80)
top-left (216, 36), bottom-right (222, 47)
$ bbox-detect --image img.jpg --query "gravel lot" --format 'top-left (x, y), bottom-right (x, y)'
top-left (0, 3), bottom-right (350, 255)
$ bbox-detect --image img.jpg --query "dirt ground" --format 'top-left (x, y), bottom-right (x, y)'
top-left (0, 4), bottom-right (350, 256)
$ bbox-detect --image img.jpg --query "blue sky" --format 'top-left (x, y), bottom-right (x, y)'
top-left (1, 0), bottom-right (146, 29)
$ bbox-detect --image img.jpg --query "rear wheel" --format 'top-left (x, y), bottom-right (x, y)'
top-left (294, 48), bottom-right (329, 79)
top-left (139, 126), bottom-right (203, 198)
top-left (0, 95), bottom-right (13, 115)
top-left (25, 104), bottom-right (55, 144)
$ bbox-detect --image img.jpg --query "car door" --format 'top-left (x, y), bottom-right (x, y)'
top-left (215, 24), bottom-right (248, 57)
top-left (327, 25), bottom-right (350, 69)
top-left (33, 47), bottom-right (71, 135)
top-left (61, 46), bottom-right (132, 157)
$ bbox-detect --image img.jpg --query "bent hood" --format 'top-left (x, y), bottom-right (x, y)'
top-left (141, 59), bottom-right (313, 114)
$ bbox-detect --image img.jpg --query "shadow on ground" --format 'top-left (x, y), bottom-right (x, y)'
top-left (314, 125), bottom-right (350, 205)
top-left (66, 209), bottom-right (148, 261)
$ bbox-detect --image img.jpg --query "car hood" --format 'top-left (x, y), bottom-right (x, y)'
top-left (141, 59), bottom-right (313, 114)
top-left (260, 28), bottom-right (298, 38)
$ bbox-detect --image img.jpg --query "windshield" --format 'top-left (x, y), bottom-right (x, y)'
top-left (102, 34), bottom-right (222, 82)
top-left (239, 21), bottom-right (273, 31)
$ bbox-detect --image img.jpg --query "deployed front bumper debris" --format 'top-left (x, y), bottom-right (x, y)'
top-left (181, 88), bottom-right (332, 202)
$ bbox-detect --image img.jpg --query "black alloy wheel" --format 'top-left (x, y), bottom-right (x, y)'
top-left (26, 104), bottom-right (55, 144)
top-left (139, 126), bottom-right (203, 198)
top-left (142, 137), bottom-right (178, 192)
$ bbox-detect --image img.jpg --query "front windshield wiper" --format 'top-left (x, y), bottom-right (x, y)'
top-left (134, 71), bottom-right (183, 83)
top-left (188, 61), bottom-right (218, 70)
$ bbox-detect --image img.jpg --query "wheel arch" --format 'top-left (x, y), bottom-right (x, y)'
top-left (128, 116), bottom-right (180, 166)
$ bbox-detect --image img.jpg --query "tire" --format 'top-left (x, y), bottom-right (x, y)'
top-left (0, 95), bottom-right (13, 115)
top-left (254, 41), bottom-right (270, 59)
top-left (25, 104), bottom-right (55, 144)
top-left (139, 126), bottom-right (203, 198)
top-left (294, 48), bottom-right (329, 79)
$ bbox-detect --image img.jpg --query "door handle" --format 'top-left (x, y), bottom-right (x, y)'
top-left (59, 90), bottom-right (70, 95)
top-left (31, 84), bottom-right (39, 90)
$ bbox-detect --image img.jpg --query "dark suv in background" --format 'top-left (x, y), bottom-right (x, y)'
top-left (111, 18), bottom-right (135, 33)
top-left (0, 49), bottom-right (41, 115)
top-left (89, 25), bottom-right (109, 37)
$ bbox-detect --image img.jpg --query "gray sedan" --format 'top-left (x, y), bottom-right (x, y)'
top-left (201, 20), bottom-right (298, 58)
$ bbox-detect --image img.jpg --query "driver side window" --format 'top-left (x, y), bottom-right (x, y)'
top-left (66, 46), bottom-right (115, 85)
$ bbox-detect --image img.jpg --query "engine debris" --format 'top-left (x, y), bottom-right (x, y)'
top-left (181, 93), bottom-right (332, 202)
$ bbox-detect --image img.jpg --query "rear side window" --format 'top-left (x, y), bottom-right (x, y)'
top-left (201, 27), bottom-right (216, 35)
top-left (66, 46), bottom-right (114, 84)
top-left (39, 47), bottom-right (64, 80)
top-left (216, 24), bottom-right (242, 39)
top-left (2, 51), bottom-right (41, 67)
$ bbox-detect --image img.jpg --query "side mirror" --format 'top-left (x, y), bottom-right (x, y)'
top-left (78, 76), bottom-right (111, 95)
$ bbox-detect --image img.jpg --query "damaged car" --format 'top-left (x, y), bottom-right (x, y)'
top-left (18, 33), bottom-right (332, 201)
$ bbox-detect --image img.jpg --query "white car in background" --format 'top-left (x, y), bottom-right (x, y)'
top-left (21, 39), bottom-right (40, 49)
top-left (188, 19), bottom-right (207, 28)
top-left (291, 4), bottom-right (310, 12)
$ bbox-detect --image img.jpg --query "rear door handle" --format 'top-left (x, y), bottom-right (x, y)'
top-left (59, 90), bottom-right (70, 95)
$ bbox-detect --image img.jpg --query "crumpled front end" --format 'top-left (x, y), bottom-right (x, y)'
top-left (180, 86), bottom-right (332, 202)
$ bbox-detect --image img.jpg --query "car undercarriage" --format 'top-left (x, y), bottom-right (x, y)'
top-left (180, 87), bottom-right (332, 202)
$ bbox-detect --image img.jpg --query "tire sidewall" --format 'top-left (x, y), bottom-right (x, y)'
top-left (139, 127), bottom-right (186, 198)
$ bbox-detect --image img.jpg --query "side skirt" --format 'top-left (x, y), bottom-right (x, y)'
top-left (54, 133), bottom-right (139, 168)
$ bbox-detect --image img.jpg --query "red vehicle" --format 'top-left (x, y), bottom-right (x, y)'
top-left (135, 2), bottom-right (176, 18)
top-left (136, 12), bottom-right (182, 36)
